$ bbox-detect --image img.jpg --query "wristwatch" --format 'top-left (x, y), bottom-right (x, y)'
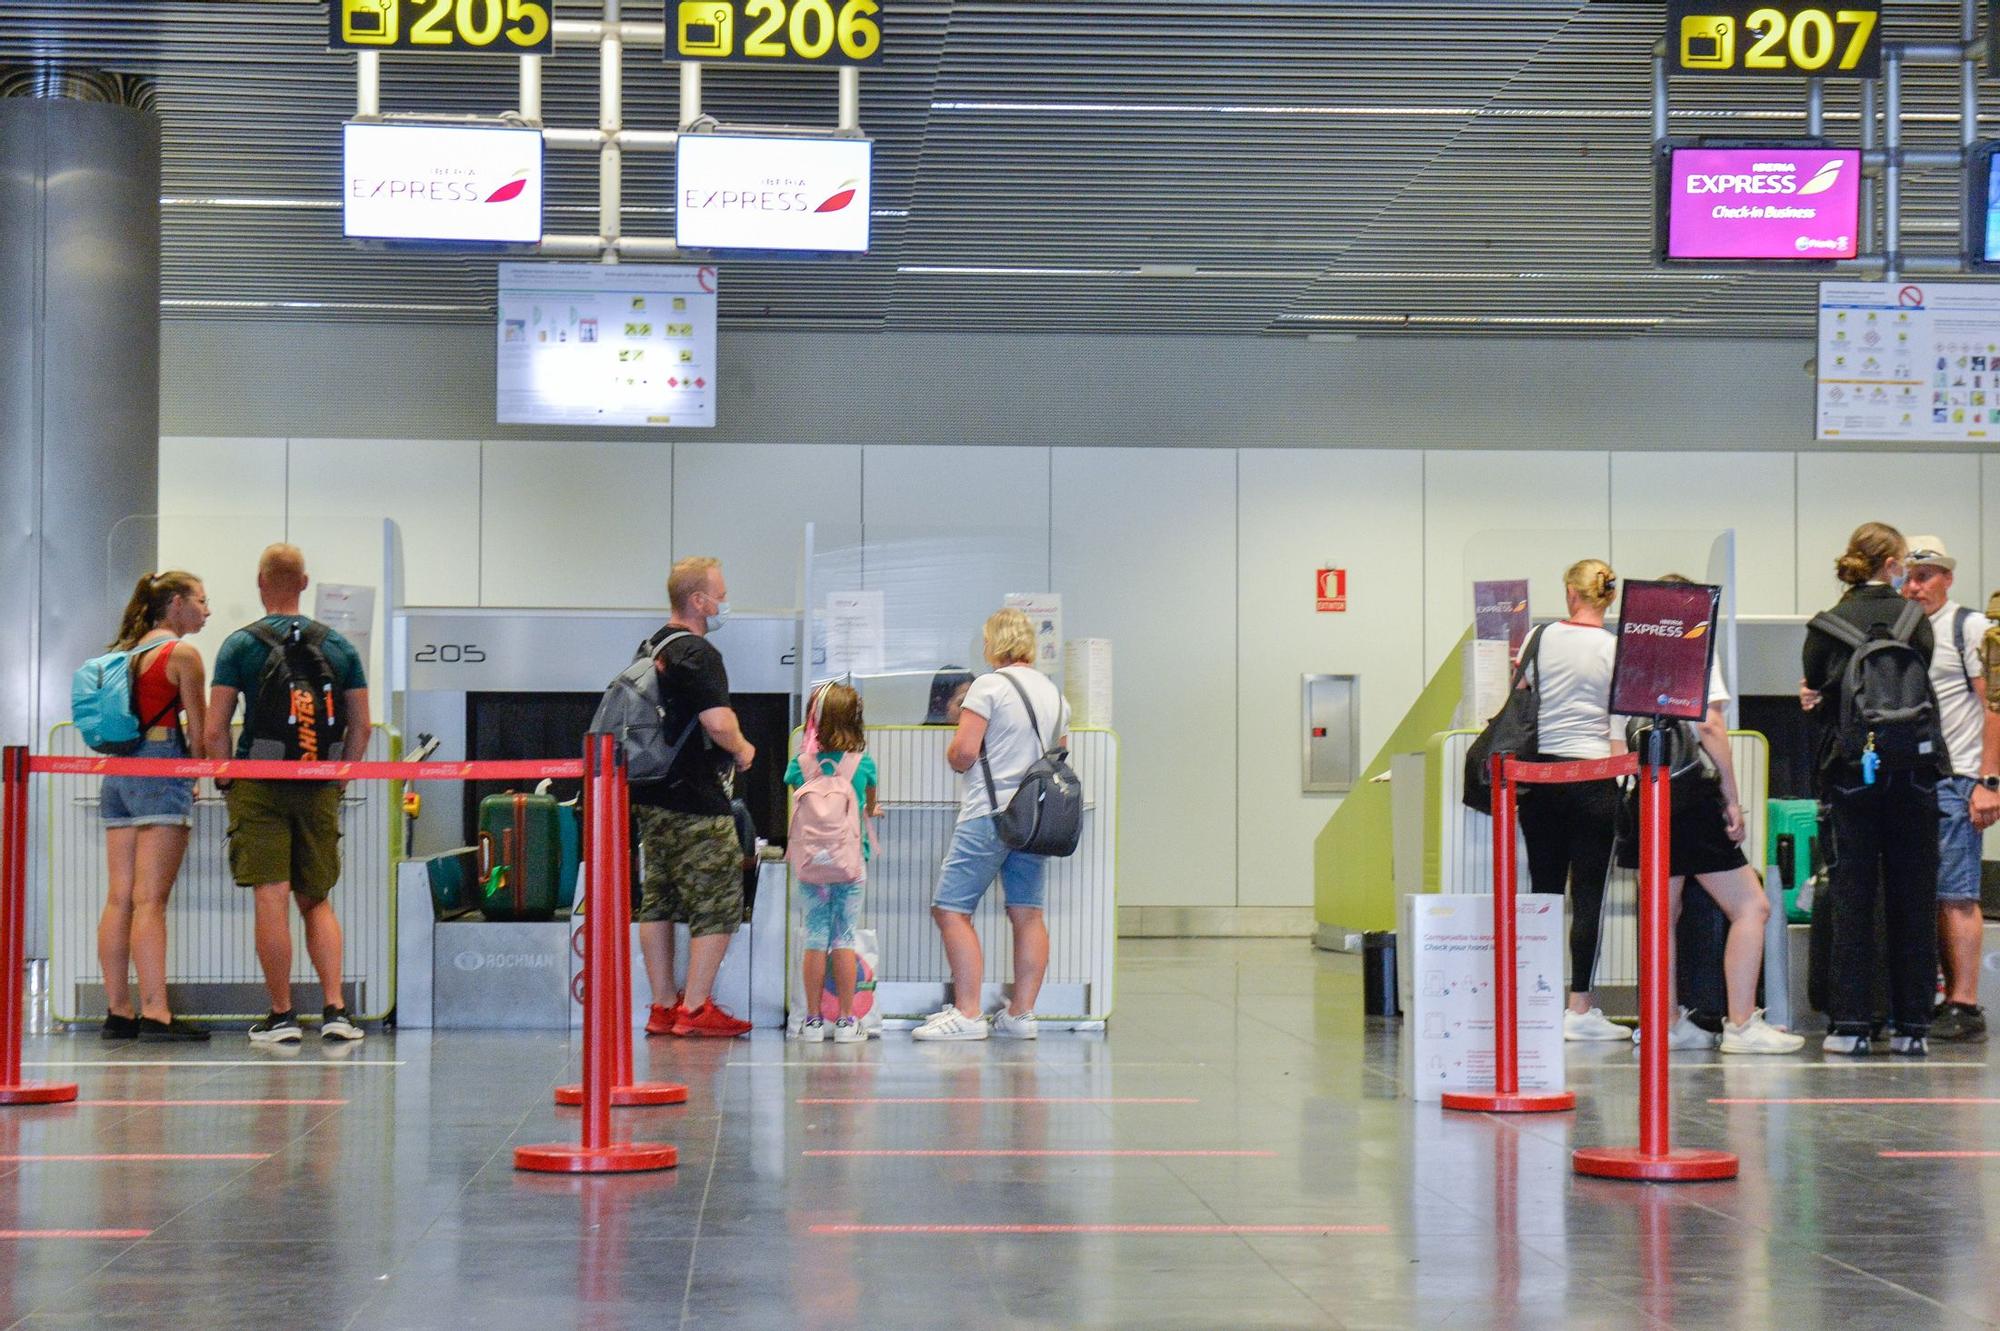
top-left (1980, 775), bottom-right (2000, 792)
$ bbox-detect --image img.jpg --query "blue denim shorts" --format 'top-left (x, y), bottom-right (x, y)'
top-left (933, 815), bottom-right (1046, 915)
top-left (99, 734), bottom-right (194, 830)
top-left (1937, 776), bottom-right (1984, 902)
top-left (801, 881), bottom-right (864, 951)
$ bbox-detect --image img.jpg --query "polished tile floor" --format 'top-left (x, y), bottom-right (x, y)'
top-left (1, 939), bottom-right (1997, 1329)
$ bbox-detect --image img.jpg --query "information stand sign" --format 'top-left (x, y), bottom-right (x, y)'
top-left (1610, 580), bottom-right (1721, 723)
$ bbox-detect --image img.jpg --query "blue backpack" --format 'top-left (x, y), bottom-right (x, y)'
top-left (72, 641), bottom-right (178, 755)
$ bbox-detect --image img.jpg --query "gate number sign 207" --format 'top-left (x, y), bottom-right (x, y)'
top-left (1667, 1), bottom-right (1880, 78)
top-left (675, 0), bottom-right (883, 65)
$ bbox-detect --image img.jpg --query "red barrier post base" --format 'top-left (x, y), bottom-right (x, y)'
top-left (554, 1081), bottom-right (688, 1108)
top-left (0, 1082), bottom-right (78, 1106)
top-left (513, 1141), bottom-right (680, 1174)
top-left (1573, 1146), bottom-right (1739, 1182)
top-left (1442, 1089), bottom-right (1576, 1114)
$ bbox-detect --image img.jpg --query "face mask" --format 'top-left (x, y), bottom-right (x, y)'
top-left (705, 599), bottom-right (731, 633)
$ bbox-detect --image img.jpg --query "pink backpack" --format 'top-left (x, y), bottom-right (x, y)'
top-left (787, 750), bottom-right (866, 885)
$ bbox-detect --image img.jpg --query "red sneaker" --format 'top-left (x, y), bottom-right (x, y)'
top-left (672, 1001), bottom-right (753, 1038)
top-left (645, 1003), bottom-right (684, 1036)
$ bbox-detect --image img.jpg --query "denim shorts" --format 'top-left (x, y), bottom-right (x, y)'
top-left (99, 734), bottom-right (194, 830)
top-left (1937, 776), bottom-right (1984, 902)
top-left (933, 815), bottom-right (1047, 915)
top-left (801, 881), bottom-right (864, 951)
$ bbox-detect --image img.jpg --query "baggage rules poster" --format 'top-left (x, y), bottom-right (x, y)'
top-left (1611, 580), bottom-right (1720, 722)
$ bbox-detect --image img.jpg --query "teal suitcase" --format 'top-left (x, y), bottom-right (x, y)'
top-left (1766, 798), bottom-right (1820, 924)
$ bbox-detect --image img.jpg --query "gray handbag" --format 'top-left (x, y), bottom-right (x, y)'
top-left (978, 671), bottom-right (1082, 857)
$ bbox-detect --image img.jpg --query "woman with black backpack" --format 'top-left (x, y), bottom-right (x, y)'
top-left (1802, 522), bottom-right (1944, 1056)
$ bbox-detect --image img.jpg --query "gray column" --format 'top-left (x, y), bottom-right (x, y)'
top-left (0, 69), bottom-right (161, 751)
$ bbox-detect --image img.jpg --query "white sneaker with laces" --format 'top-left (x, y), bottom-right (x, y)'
top-left (991, 1009), bottom-right (1038, 1040)
top-left (1564, 1008), bottom-right (1631, 1042)
top-left (797, 1016), bottom-right (827, 1042)
top-left (832, 1017), bottom-right (866, 1044)
top-left (911, 1007), bottom-right (988, 1042)
top-left (1635, 1008), bottom-right (1718, 1051)
top-left (1720, 1010), bottom-right (1805, 1055)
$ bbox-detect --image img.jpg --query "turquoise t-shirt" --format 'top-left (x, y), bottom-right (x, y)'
top-left (213, 616), bottom-right (367, 759)
top-left (784, 750), bottom-right (878, 861)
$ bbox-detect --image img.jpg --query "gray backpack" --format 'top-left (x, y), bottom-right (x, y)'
top-left (590, 629), bottom-right (702, 783)
top-left (979, 671), bottom-right (1083, 857)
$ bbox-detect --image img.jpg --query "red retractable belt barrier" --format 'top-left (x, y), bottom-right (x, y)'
top-left (555, 748), bottom-right (687, 1109)
top-left (1438, 752), bottom-right (1592, 1116)
top-left (515, 735), bottom-right (677, 1174)
top-left (1572, 740), bottom-right (1737, 1182)
top-left (0, 747), bottom-right (75, 1104)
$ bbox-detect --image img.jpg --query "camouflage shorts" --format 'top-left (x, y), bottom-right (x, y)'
top-left (633, 807), bottom-right (742, 937)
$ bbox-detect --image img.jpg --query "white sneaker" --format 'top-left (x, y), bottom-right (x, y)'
top-left (911, 1007), bottom-right (989, 1042)
top-left (991, 1009), bottom-right (1038, 1041)
top-left (1720, 1011), bottom-right (1805, 1055)
top-left (1564, 1008), bottom-right (1631, 1042)
top-left (797, 1016), bottom-right (827, 1042)
top-left (1635, 1008), bottom-right (1718, 1051)
top-left (832, 1017), bottom-right (866, 1044)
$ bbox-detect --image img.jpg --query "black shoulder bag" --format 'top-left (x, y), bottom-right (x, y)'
top-left (1461, 625), bottom-right (1548, 815)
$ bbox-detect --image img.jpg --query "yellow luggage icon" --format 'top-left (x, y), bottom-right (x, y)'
top-left (1679, 15), bottom-right (1735, 69)
top-left (679, 2), bottom-right (733, 59)
top-left (342, 0), bottom-right (399, 45)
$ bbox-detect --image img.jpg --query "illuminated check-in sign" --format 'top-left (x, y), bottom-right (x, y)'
top-left (675, 133), bottom-right (872, 256)
top-left (344, 121), bottom-right (545, 246)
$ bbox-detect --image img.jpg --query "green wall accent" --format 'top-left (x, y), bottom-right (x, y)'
top-left (1313, 630), bottom-right (1471, 932)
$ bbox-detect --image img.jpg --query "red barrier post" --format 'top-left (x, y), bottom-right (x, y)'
top-left (1574, 733), bottom-right (1737, 1182)
top-left (0, 747), bottom-right (76, 1106)
top-left (556, 744), bottom-right (686, 1107)
top-left (516, 735), bottom-right (676, 1174)
top-left (1443, 754), bottom-right (1575, 1114)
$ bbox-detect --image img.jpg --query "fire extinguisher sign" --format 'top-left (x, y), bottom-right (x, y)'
top-left (1316, 568), bottom-right (1348, 613)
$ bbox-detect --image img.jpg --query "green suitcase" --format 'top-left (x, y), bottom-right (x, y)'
top-left (426, 848), bottom-right (481, 919)
top-left (477, 792), bottom-right (566, 922)
top-left (1766, 798), bottom-right (1820, 924)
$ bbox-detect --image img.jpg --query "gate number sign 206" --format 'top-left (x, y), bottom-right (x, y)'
top-left (675, 0), bottom-right (883, 65)
top-left (1667, 0), bottom-right (1881, 78)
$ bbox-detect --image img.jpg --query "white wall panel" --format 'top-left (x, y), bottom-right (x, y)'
top-left (861, 445), bottom-right (1051, 669)
top-left (479, 440), bottom-right (672, 609)
top-left (1610, 452), bottom-right (1797, 616)
top-left (673, 443), bottom-right (861, 611)
top-left (287, 437), bottom-right (482, 688)
top-left (1054, 448), bottom-right (1235, 908)
top-left (156, 437), bottom-right (288, 674)
top-left (1237, 450), bottom-right (1425, 908)
top-left (1794, 453), bottom-right (1984, 612)
top-left (1422, 450), bottom-right (1612, 673)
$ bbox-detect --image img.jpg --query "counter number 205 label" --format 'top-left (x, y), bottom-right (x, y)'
top-left (675, 0), bottom-right (882, 65)
top-left (1667, 0), bottom-right (1880, 78)
top-left (331, 0), bottom-right (555, 55)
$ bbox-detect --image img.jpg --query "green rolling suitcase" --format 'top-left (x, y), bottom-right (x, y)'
top-left (1766, 798), bottom-right (1820, 924)
top-left (477, 792), bottom-right (567, 922)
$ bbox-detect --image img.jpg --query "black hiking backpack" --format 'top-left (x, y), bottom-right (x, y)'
top-left (242, 619), bottom-right (348, 762)
top-left (1807, 600), bottom-right (1944, 774)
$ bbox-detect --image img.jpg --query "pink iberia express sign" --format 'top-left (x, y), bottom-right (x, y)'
top-left (1665, 147), bottom-right (1860, 261)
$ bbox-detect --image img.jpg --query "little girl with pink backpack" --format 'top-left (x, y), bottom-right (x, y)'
top-left (785, 680), bottom-right (879, 1042)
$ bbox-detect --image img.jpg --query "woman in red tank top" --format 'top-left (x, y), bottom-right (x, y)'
top-left (97, 572), bottom-right (212, 1042)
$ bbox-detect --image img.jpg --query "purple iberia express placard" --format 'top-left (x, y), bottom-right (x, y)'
top-left (1610, 580), bottom-right (1720, 722)
top-left (1667, 147), bottom-right (1859, 261)
top-left (1472, 580), bottom-right (1531, 658)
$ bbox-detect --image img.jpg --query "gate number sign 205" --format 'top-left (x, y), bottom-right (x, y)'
top-left (675, 0), bottom-right (883, 65)
top-left (1667, 0), bottom-right (1880, 78)
top-left (331, 0), bottom-right (555, 54)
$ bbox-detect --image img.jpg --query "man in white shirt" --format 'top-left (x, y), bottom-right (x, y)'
top-left (1901, 538), bottom-right (2000, 1041)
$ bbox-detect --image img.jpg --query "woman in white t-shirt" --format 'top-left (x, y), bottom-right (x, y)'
top-left (1517, 559), bottom-right (1627, 1042)
top-left (912, 608), bottom-right (1069, 1043)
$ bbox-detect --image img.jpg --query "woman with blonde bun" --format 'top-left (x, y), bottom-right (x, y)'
top-left (1517, 559), bottom-right (1629, 1041)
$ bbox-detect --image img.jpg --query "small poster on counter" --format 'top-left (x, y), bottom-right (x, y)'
top-left (822, 591), bottom-right (886, 677)
top-left (1003, 593), bottom-right (1063, 678)
top-left (314, 583), bottom-right (376, 676)
top-left (1063, 639), bottom-right (1112, 728)
top-left (1402, 892), bottom-right (1566, 1103)
top-left (1472, 579), bottom-right (1531, 660)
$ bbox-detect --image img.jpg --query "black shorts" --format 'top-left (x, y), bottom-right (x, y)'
top-left (1616, 775), bottom-right (1750, 879)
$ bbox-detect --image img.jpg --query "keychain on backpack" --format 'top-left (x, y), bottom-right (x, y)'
top-left (1861, 731), bottom-right (1879, 786)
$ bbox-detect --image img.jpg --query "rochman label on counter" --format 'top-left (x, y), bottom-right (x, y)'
top-left (1660, 145), bottom-right (1860, 262)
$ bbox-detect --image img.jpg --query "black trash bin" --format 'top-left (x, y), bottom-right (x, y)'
top-left (1361, 931), bottom-right (1399, 1018)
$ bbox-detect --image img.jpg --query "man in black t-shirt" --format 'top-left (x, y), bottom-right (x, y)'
top-left (632, 557), bottom-right (757, 1038)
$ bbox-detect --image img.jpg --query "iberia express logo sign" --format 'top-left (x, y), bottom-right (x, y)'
top-left (343, 122), bottom-right (544, 245)
top-left (676, 133), bottom-right (874, 254)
